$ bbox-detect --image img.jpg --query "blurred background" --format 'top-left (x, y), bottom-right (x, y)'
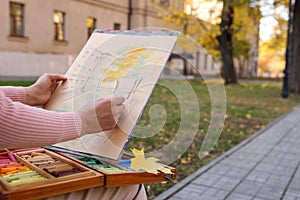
top-left (0, 0), bottom-right (296, 84)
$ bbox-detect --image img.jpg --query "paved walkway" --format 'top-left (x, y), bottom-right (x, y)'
top-left (155, 106), bottom-right (300, 200)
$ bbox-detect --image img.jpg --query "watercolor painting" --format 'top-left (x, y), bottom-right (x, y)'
top-left (45, 30), bottom-right (178, 160)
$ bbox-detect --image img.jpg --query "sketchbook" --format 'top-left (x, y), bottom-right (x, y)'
top-left (44, 30), bottom-right (178, 161)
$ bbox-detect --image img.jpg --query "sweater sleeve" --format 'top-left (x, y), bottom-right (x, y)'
top-left (0, 86), bottom-right (26, 103)
top-left (0, 90), bottom-right (82, 149)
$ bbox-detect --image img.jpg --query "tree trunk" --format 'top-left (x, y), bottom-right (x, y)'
top-left (217, 0), bottom-right (237, 84)
top-left (292, 0), bottom-right (300, 93)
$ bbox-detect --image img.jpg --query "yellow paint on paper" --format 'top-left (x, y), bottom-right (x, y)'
top-left (102, 48), bottom-right (155, 82)
top-left (130, 148), bottom-right (173, 175)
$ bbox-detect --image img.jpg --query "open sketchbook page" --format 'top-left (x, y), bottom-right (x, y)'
top-left (44, 30), bottom-right (178, 160)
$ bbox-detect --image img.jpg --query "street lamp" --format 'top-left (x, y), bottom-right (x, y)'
top-left (281, 0), bottom-right (294, 98)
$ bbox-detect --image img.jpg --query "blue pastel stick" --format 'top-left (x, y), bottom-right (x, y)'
top-left (118, 160), bottom-right (133, 170)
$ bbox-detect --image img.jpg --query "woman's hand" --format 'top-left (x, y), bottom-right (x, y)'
top-left (25, 73), bottom-right (67, 106)
top-left (78, 97), bottom-right (125, 135)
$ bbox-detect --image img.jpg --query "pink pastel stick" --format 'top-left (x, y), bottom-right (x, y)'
top-left (8, 152), bottom-right (17, 162)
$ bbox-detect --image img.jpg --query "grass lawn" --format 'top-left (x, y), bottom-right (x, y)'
top-left (1, 79), bottom-right (300, 199)
top-left (0, 81), bottom-right (34, 87)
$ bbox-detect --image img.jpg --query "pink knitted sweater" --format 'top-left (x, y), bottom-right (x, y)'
top-left (0, 86), bottom-right (81, 149)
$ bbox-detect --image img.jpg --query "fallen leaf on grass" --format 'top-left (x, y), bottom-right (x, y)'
top-left (130, 148), bottom-right (173, 174)
top-left (180, 158), bottom-right (191, 164)
top-left (245, 114), bottom-right (252, 119)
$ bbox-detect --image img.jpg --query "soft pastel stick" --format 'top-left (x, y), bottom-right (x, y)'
top-left (8, 152), bottom-right (17, 162)
top-left (0, 159), bottom-right (12, 164)
top-left (0, 156), bottom-right (9, 159)
top-left (9, 176), bottom-right (47, 186)
top-left (3, 170), bottom-right (46, 185)
top-left (5, 163), bottom-right (23, 168)
top-left (118, 159), bottom-right (133, 170)
top-left (3, 169), bottom-right (35, 179)
top-left (93, 164), bottom-right (124, 173)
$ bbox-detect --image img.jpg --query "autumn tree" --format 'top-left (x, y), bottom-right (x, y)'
top-left (155, 0), bottom-right (261, 84)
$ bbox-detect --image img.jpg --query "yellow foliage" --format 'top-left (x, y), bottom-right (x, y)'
top-left (154, 0), bottom-right (262, 60)
top-left (258, 40), bottom-right (285, 74)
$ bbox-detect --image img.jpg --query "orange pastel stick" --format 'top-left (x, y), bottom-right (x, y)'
top-left (6, 163), bottom-right (23, 168)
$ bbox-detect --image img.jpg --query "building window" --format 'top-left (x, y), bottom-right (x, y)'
top-left (87, 17), bottom-right (96, 39)
top-left (53, 10), bottom-right (65, 41)
top-left (113, 23), bottom-right (121, 30)
top-left (160, 0), bottom-right (169, 6)
top-left (9, 2), bottom-right (25, 36)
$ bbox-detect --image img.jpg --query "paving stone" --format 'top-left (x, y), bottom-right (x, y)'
top-left (255, 184), bottom-right (284, 200)
top-left (201, 187), bottom-right (229, 199)
top-left (189, 194), bottom-right (217, 200)
top-left (224, 166), bottom-right (250, 178)
top-left (245, 169), bottom-right (271, 184)
top-left (167, 196), bottom-right (182, 200)
top-left (172, 192), bottom-right (215, 200)
top-left (234, 180), bottom-right (263, 196)
top-left (255, 163), bottom-right (276, 172)
top-left (206, 164), bottom-right (232, 176)
top-left (265, 174), bottom-right (290, 187)
top-left (172, 188), bottom-right (203, 199)
top-left (252, 197), bottom-right (271, 200)
top-left (284, 189), bottom-right (300, 198)
top-left (226, 193), bottom-right (253, 200)
top-left (211, 176), bottom-right (240, 190)
top-left (192, 173), bottom-right (220, 187)
top-left (183, 184), bottom-right (207, 194)
top-left (271, 165), bottom-right (295, 176)
top-left (231, 152), bottom-right (263, 163)
top-left (289, 178), bottom-right (300, 191)
top-left (282, 194), bottom-right (300, 200)
top-left (279, 158), bottom-right (299, 169)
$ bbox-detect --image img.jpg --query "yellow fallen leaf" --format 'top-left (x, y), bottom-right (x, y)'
top-left (245, 114), bottom-right (252, 119)
top-left (130, 148), bottom-right (173, 175)
top-left (180, 157), bottom-right (191, 164)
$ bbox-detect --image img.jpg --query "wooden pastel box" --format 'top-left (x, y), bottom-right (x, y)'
top-left (0, 148), bottom-right (176, 200)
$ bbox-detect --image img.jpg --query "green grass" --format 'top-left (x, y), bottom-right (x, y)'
top-left (0, 81), bottom-right (34, 87)
top-left (2, 79), bottom-right (300, 199)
